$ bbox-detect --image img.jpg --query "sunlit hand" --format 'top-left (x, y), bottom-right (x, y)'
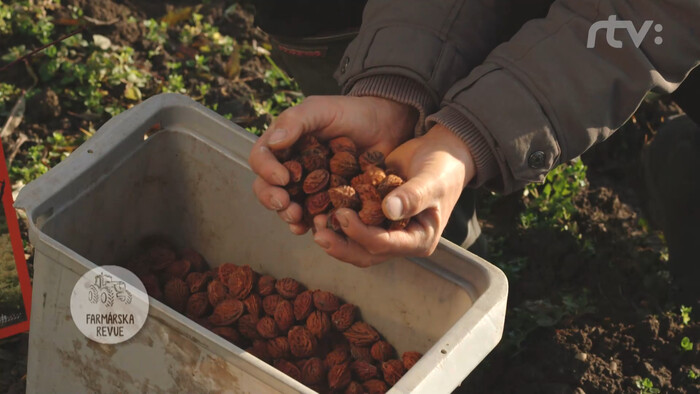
top-left (249, 95), bottom-right (417, 234)
top-left (311, 124), bottom-right (476, 266)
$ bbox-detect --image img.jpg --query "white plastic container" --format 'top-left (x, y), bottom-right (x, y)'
top-left (15, 93), bottom-right (507, 393)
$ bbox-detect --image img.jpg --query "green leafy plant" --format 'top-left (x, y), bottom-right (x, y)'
top-left (635, 378), bottom-right (660, 394)
top-left (680, 305), bottom-right (692, 325)
top-left (680, 336), bottom-right (694, 351)
top-left (688, 370), bottom-right (698, 381)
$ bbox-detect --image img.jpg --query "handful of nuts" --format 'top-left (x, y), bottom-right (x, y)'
top-left (273, 135), bottom-right (409, 230)
top-left (124, 240), bottom-right (422, 393)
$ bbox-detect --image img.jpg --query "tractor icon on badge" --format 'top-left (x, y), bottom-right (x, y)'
top-left (88, 273), bottom-right (133, 307)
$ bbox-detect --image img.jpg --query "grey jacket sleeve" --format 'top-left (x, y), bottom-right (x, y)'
top-left (339, 0), bottom-right (700, 193)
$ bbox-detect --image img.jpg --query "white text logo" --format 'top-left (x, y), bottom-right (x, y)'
top-left (587, 16), bottom-right (662, 48)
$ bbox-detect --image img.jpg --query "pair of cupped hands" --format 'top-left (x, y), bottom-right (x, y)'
top-left (250, 96), bottom-right (476, 267)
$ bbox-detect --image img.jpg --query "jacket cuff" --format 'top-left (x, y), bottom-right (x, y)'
top-left (426, 106), bottom-right (500, 188)
top-left (347, 75), bottom-right (436, 135)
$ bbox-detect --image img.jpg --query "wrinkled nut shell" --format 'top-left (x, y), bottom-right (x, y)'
top-left (228, 265), bottom-right (255, 300)
top-left (354, 184), bottom-right (381, 203)
top-left (164, 278), bottom-right (190, 312)
top-left (165, 259), bottom-right (191, 280)
top-left (296, 134), bottom-right (321, 151)
top-left (363, 379), bottom-right (388, 394)
top-left (330, 174), bottom-right (349, 188)
top-left (263, 294), bottom-right (284, 316)
top-left (344, 322), bottom-right (380, 347)
top-left (381, 359), bottom-right (406, 386)
top-left (307, 310), bottom-right (332, 339)
top-left (313, 290), bottom-right (340, 312)
top-left (275, 278), bottom-right (303, 299)
top-left (272, 147), bottom-right (293, 162)
top-left (243, 294), bottom-right (262, 319)
top-left (305, 191), bottom-right (331, 216)
top-left (249, 339), bottom-right (271, 362)
top-left (185, 292), bottom-right (210, 318)
top-left (328, 362), bottom-right (352, 391)
top-left (346, 381), bottom-right (364, 394)
top-left (303, 169), bottom-right (330, 194)
top-left (256, 316), bottom-right (279, 339)
top-left (274, 300), bottom-right (295, 332)
top-left (363, 165), bottom-right (387, 186)
top-left (238, 314), bottom-right (261, 340)
top-left (402, 351), bottom-right (422, 370)
top-left (332, 303), bottom-right (357, 332)
top-left (370, 340), bottom-right (395, 362)
top-left (288, 326), bottom-right (318, 358)
top-left (328, 186), bottom-right (360, 210)
top-left (325, 347), bottom-right (350, 369)
top-left (350, 345), bottom-right (373, 363)
top-left (377, 174), bottom-right (403, 198)
top-left (359, 201), bottom-right (386, 227)
top-left (330, 152), bottom-right (360, 178)
top-left (351, 360), bottom-right (378, 382)
top-left (257, 275), bottom-right (276, 296)
top-left (217, 263), bottom-right (239, 285)
top-left (274, 359), bottom-right (302, 381)
top-left (359, 151), bottom-right (385, 171)
top-left (283, 160), bottom-right (303, 183)
top-left (301, 357), bottom-right (326, 386)
top-left (181, 248), bottom-right (207, 272)
top-left (328, 136), bottom-right (357, 155)
top-left (294, 290), bottom-right (315, 321)
top-left (186, 271), bottom-right (211, 293)
top-left (207, 279), bottom-right (228, 307)
top-left (267, 336), bottom-right (291, 359)
top-left (300, 148), bottom-right (327, 172)
top-left (209, 298), bottom-right (245, 326)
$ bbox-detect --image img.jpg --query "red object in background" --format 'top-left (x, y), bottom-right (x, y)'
top-left (0, 143), bottom-right (32, 339)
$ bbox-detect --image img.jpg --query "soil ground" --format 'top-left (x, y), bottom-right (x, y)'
top-left (0, 1), bottom-right (697, 393)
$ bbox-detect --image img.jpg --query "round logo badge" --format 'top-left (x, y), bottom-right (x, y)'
top-left (70, 265), bottom-right (149, 344)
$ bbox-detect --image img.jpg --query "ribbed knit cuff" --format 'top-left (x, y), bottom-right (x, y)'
top-left (427, 106), bottom-right (500, 188)
top-left (347, 75), bottom-right (436, 135)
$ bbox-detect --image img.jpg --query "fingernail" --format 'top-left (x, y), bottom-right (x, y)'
top-left (272, 172), bottom-right (286, 185)
top-left (384, 196), bottom-right (403, 220)
top-left (282, 211), bottom-right (293, 223)
top-left (270, 196), bottom-right (283, 210)
top-left (337, 211), bottom-right (350, 228)
top-left (314, 235), bottom-right (330, 249)
top-left (268, 129), bottom-right (287, 145)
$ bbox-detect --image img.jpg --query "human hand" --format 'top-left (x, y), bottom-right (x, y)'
top-left (311, 124), bottom-right (476, 266)
top-left (250, 95), bottom-right (417, 234)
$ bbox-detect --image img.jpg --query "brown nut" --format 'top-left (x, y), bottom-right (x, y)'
top-left (140, 274), bottom-right (162, 300)
top-left (351, 360), bottom-right (378, 381)
top-left (370, 340), bottom-right (395, 362)
top-left (303, 169), bottom-right (330, 194)
top-left (267, 336), bottom-right (291, 359)
top-left (209, 298), bottom-right (245, 326)
top-left (327, 209), bottom-right (343, 232)
top-left (363, 165), bottom-right (387, 186)
top-left (163, 278), bottom-right (190, 312)
top-left (344, 322), bottom-right (380, 347)
top-left (211, 326), bottom-right (241, 345)
top-left (257, 275), bottom-right (276, 296)
top-left (243, 294), bottom-right (262, 319)
top-left (345, 381), bottom-right (364, 394)
top-left (274, 359), bottom-right (302, 381)
top-left (248, 339), bottom-right (271, 362)
top-left (332, 303), bottom-right (357, 332)
top-left (300, 148), bottom-right (327, 172)
top-left (328, 186), bottom-right (361, 210)
top-left (330, 151), bottom-right (360, 178)
top-left (217, 263), bottom-right (239, 285)
top-left (181, 248), bottom-right (207, 272)
top-left (325, 347), bottom-right (350, 369)
top-left (377, 174), bottom-right (403, 198)
top-left (350, 345), bottom-right (373, 363)
top-left (275, 278), bottom-right (303, 299)
top-left (328, 136), bottom-right (357, 156)
top-left (283, 160), bottom-right (303, 183)
top-left (359, 201), bottom-right (386, 227)
top-left (305, 191), bottom-right (331, 216)
top-left (359, 151), bottom-right (385, 171)
top-left (256, 316), bottom-right (279, 339)
top-left (301, 357), bottom-right (326, 386)
top-left (296, 134), bottom-right (321, 151)
top-left (313, 290), bottom-right (340, 312)
top-left (238, 314), bottom-right (261, 340)
top-left (354, 184), bottom-right (381, 203)
top-left (288, 326), bottom-right (318, 358)
top-left (330, 174), bottom-right (349, 188)
top-left (294, 290), bottom-right (315, 321)
top-left (185, 292), bottom-right (210, 319)
top-left (164, 259), bottom-right (191, 280)
top-left (263, 294), bottom-right (284, 316)
top-left (382, 359), bottom-right (406, 386)
top-left (306, 310), bottom-right (331, 339)
top-left (272, 147), bottom-right (293, 162)
top-left (207, 279), bottom-right (228, 307)
top-left (363, 379), bottom-right (388, 394)
top-left (274, 300), bottom-right (295, 332)
top-left (186, 271), bottom-right (211, 293)
top-left (228, 265), bottom-right (255, 300)
top-left (328, 362), bottom-right (352, 391)
top-left (148, 244), bottom-right (177, 270)
top-left (402, 351), bottom-right (422, 370)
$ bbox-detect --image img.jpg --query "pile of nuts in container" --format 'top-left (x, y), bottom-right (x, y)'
top-left (126, 241), bottom-right (422, 393)
top-left (272, 135), bottom-right (410, 230)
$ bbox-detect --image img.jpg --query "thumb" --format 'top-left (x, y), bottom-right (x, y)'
top-left (382, 173), bottom-right (439, 221)
top-left (266, 96), bottom-right (335, 149)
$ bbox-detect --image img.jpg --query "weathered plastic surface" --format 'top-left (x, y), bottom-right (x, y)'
top-left (15, 93), bottom-right (508, 393)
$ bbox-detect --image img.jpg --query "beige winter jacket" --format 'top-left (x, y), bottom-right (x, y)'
top-left (335, 0), bottom-right (700, 193)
